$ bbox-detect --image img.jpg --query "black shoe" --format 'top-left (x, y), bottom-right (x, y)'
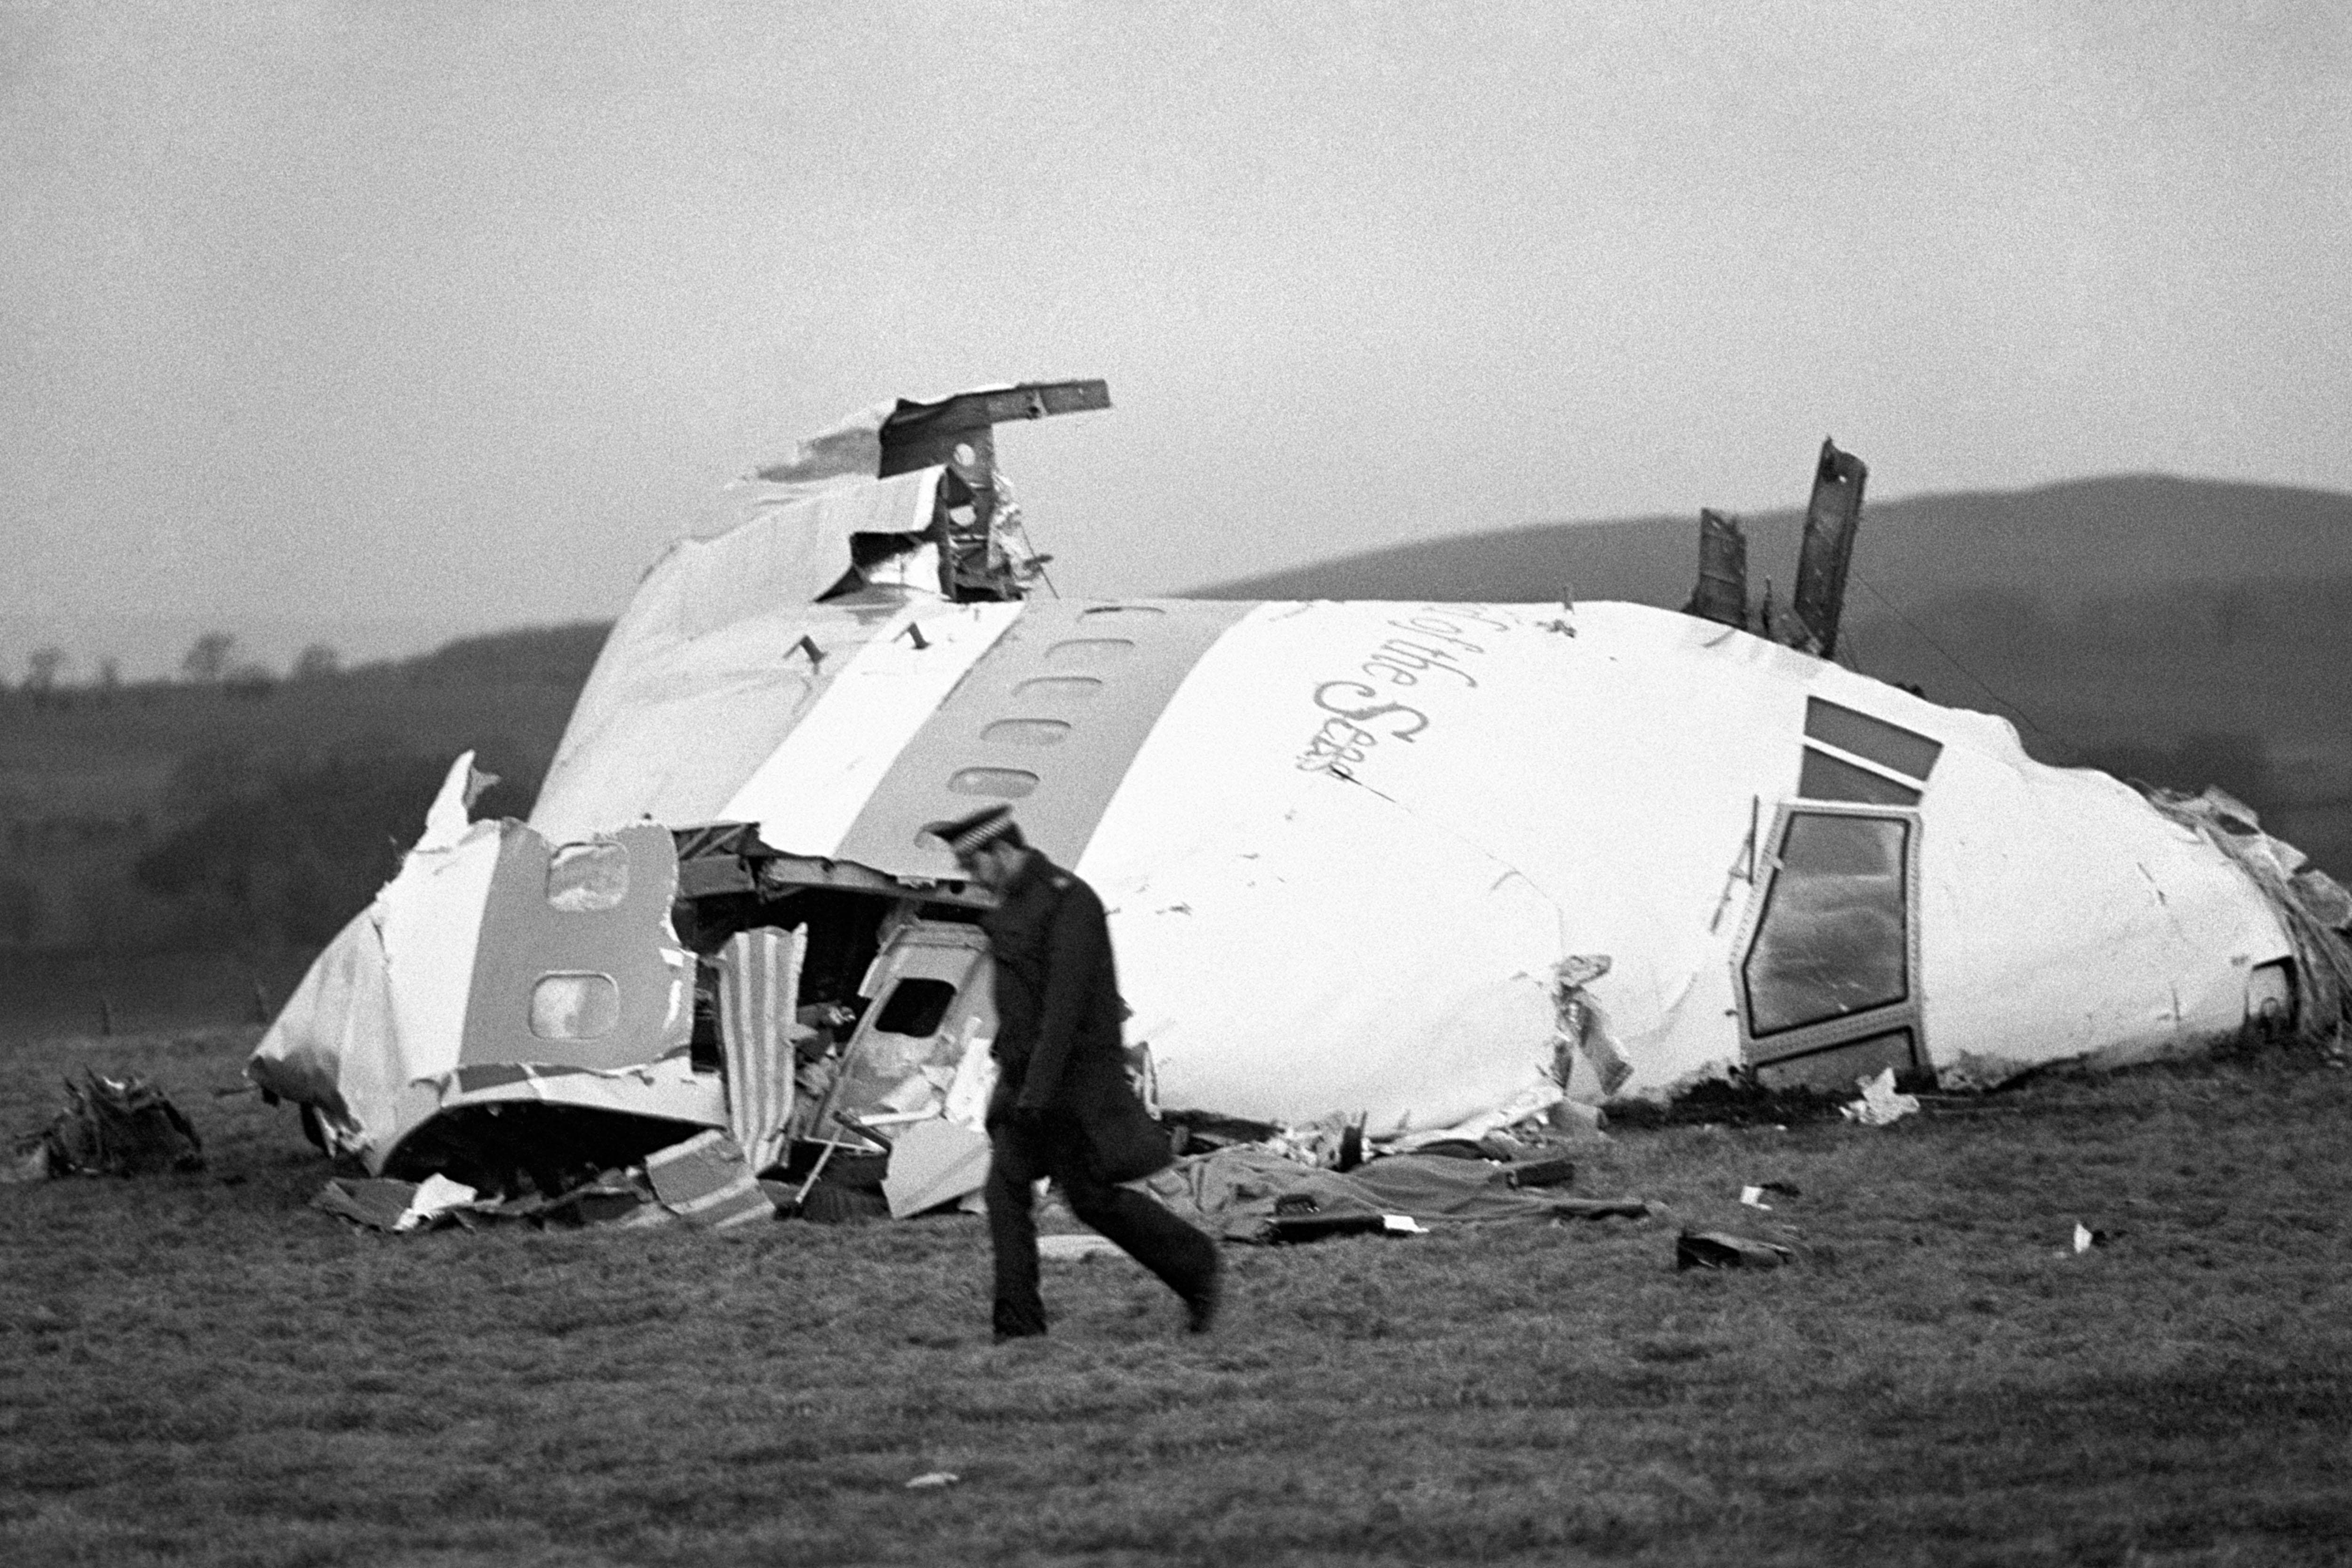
top-left (1184, 1264), bottom-right (1224, 1334)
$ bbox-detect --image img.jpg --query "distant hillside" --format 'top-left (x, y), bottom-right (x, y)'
top-left (0, 624), bottom-right (609, 964)
top-left (1192, 475), bottom-right (2352, 610)
top-left (364, 620), bottom-right (613, 688)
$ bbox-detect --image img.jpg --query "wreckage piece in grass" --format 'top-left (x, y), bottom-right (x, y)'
top-left (249, 383), bottom-right (2341, 1180)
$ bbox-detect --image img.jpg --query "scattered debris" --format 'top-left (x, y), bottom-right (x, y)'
top-left (5, 1071), bottom-right (204, 1180)
top-left (1143, 1143), bottom-right (1647, 1243)
top-left (643, 1130), bottom-right (773, 1230)
top-left (1552, 954), bottom-right (1630, 1098)
top-left (1840, 1067), bottom-right (1921, 1127)
top-left (2145, 786), bottom-right (2352, 1058)
top-left (1502, 1154), bottom-right (1576, 1190)
top-left (1676, 1230), bottom-right (1795, 1271)
top-left (883, 1119), bottom-right (992, 1218)
top-left (313, 1178), bottom-right (430, 1232)
top-left (312, 1130), bottom-right (777, 1234)
top-left (1738, 1179), bottom-right (1803, 1209)
top-left (395, 1173), bottom-right (479, 1232)
top-left (2070, 1223), bottom-right (2115, 1254)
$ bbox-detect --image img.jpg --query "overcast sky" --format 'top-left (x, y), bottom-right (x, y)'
top-left (4, 0), bottom-right (2346, 677)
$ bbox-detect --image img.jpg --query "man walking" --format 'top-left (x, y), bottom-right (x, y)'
top-left (923, 804), bottom-right (1221, 1341)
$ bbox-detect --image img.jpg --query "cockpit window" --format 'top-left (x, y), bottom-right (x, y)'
top-left (1743, 813), bottom-right (1910, 1035)
top-left (1735, 803), bottom-right (1924, 1088)
top-left (1797, 698), bottom-right (1939, 805)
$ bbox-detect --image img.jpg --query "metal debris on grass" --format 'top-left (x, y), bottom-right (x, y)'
top-left (1676, 1230), bottom-right (1795, 1270)
top-left (2071, 1223), bottom-right (2114, 1254)
top-left (1740, 1179), bottom-right (1802, 1209)
top-left (1840, 1067), bottom-right (1921, 1127)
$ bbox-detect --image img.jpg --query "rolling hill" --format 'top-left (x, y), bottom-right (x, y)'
top-left (1192, 474), bottom-right (2352, 610)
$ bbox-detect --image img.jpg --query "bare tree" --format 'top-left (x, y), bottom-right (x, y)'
top-left (25, 645), bottom-right (67, 692)
top-left (291, 643), bottom-right (341, 681)
top-left (180, 631), bottom-right (236, 684)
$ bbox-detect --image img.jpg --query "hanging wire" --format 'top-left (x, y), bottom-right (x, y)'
top-left (989, 469), bottom-right (1059, 599)
top-left (1849, 573), bottom-right (2085, 763)
top-left (1010, 515), bottom-right (1060, 598)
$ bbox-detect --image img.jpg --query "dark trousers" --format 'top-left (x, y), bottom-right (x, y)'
top-left (986, 1113), bottom-right (1218, 1338)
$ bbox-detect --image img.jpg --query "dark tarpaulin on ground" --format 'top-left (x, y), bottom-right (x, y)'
top-left (1137, 1144), bottom-right (1647, 1244)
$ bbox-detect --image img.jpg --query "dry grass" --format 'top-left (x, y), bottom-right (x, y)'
top-left (4, 1027), bottom-right (2350, 1567)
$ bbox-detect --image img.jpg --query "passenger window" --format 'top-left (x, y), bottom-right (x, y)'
top-left (1742, 812), bottom-right (1910, 1036)
top-left (547, 841), bottom-right (630, 912)
top-left (529, 972), bottom-right (621, 1040)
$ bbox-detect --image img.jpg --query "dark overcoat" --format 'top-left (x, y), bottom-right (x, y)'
top-left (978, 852), bottom-right (1136, 1135)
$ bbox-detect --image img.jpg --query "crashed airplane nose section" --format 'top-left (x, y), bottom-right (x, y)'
top-left (247, 387), bottom-right (2348, 1178)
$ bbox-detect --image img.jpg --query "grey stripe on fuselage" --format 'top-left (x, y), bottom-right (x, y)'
top-left (832, 598), bottom-right (1259, 871)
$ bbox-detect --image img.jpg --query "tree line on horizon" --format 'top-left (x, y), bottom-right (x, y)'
top-left (7, 621), bottom-right (614, 703)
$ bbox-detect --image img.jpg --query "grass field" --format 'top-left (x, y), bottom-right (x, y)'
top-left (4, 1027), bottom-right (2350, 1567)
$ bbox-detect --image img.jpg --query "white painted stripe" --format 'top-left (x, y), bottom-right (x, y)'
top-left (718, 600), bottom-right (1025, 856)
top-left (1802, 736), bottom-right (1922, 791)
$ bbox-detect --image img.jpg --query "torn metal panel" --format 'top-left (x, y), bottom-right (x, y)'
top-left (530, 472), bottom-right (946, 843)
top-left (822, 921), bottom-right (997, 1137)
top-left (881, 1118), bottom-right (992, 1218)
top-left (878, 382), bottom-right (1111, 600)
top-left (643, 1131), bottom-right (773, 1230)
top-left (1553, 955), bottom-right (1632, 1098)
top-left (1791, 438), bottom-right (1866, 657)
top-left (423, 1057), bottom-right (723, 1127)
top-left (457, 822), bottom-right (691, 1075)
top-left (2143, 786), bottom-right (2352, 1048)
top-left (1684, 509), bottom-right (1750, 629)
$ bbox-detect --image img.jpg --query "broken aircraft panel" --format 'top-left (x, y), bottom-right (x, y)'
top-left (250, 383), bottom-right (2342, 1180)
